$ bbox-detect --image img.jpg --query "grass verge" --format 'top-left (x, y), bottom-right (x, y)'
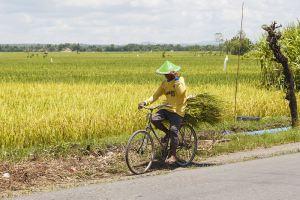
top-left (200, 128), bottom-right (300, 158)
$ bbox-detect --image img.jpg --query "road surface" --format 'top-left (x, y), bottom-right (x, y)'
top-left (16, 153), bottom-right (300, 200)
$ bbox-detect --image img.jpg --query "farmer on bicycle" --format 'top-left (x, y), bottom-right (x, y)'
top-left (138, 61), bottom-right (187, 164)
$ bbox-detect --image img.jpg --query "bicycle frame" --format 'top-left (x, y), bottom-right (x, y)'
top-left (125, 104), bottom-right (197, 174)
top-left (145, 109), bottom-right (166, 147)
top-left (141, 104), bottom-right (173, 148)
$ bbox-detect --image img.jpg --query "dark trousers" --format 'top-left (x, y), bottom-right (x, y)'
top-left (151, 109), bottom-right (183, 152)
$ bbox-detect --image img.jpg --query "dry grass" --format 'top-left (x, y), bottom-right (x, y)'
top-left (0, 147), bottom-right (126, 198)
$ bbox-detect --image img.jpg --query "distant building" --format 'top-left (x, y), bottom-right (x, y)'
top-left (61, 48), bottom-right (72, 52)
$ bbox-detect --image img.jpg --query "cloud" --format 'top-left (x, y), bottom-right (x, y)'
top-left (0, 0), bottom-right (299, 44)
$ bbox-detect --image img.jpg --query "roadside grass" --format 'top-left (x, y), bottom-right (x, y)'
top-left (0, 116), bottom-right (296, 162)
top-left (202, 128), bottom-right (300, 158)
top-left (197, 115), bottom-right (290, 134)
top-left (0, 133), bottom-right (131, 162)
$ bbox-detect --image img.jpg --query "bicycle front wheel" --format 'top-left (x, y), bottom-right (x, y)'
top-left (176, 124), bottom-right (197, 166)
top-left (125, 130), bottom-right (154, 174)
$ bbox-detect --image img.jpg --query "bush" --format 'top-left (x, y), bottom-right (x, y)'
top-left (224, 31), bottom-right (253, 55)
top-left (254, 22), bottom-right (300, 90)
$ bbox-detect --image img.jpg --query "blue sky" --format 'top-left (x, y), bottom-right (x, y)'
top-left (0, 0), bottom-right (299, 44)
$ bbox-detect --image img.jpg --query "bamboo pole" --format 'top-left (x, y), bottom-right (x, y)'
top-left (234, 2), bottom-right (244, 121)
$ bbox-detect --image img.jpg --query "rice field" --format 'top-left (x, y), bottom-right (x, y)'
top-left (0, 52), bottom-right (294, 154)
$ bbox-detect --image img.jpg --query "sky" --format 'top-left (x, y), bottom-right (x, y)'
top-left (0, 0), bottom-right (299, 44)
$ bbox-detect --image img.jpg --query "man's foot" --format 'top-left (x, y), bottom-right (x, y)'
top-left (165, 155), bottom-right (177, 165)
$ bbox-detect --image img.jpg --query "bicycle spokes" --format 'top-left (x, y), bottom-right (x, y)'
top-left (136, 137), bottom-right (149, 154)
top-left (125, 131), bottom-right (154, 174)
top-left (176, 124), bottom-right (197, 166)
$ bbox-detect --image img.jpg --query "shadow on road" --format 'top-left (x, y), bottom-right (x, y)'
top-left (148, 160), bottom-right (216, 172)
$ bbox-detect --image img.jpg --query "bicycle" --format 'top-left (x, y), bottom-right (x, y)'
top-left (125, 104), bottom-right (198, 174)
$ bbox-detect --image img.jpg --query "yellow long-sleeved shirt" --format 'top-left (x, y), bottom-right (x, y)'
top-left (145, 77), bottom-right (187, 117)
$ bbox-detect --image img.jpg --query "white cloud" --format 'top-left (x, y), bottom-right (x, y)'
top-left (0, 0), bottom-right (299, 44)
top-left (57, 0), bottom-right (104, 6)
top-left (21, 14), bottom-right (33, 24)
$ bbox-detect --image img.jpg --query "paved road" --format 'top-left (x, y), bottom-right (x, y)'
top-left (16, 153), bottom-right (300, 200)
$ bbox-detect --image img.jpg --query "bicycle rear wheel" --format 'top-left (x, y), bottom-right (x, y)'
top-left (125, 130), bottom-right (154, 174)
top-left (176, 124), bottom-right (197, 166)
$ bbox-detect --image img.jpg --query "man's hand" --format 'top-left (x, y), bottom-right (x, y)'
top-left (138, 102), bottom-right (146, 110)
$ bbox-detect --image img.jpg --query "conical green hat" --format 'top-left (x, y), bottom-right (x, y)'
top-left (156, 61), bottom-right (181, 74)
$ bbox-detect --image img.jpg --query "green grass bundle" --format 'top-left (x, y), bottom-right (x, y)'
top-left (184, 93), bottom-right (222, 126)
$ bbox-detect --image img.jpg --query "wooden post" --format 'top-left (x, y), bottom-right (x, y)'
top-left (262, 22), bottom-right (299, 127)
top-left (234, 2), bottom-right (244, 121)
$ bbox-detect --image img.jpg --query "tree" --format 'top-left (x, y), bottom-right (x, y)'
top-left (262, 22), bottom-right (298, 127)
top-left (215, 33), bottom-right (224, 54)
top-left (224, 31), bottom-right (252, 55)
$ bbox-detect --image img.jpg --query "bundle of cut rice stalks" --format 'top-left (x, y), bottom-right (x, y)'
top-left (184, 93), bottom-right (222, 127)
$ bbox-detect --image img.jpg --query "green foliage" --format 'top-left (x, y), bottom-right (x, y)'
top-left (254, 22), bottom-right (300, 90)
top-left (224, 31), bottom-right (252, 55)
top-left (184, 94), bottom-right (222, 126)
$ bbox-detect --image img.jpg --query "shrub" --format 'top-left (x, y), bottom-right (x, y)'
top-left (254, 22), bottom-right (300, 90)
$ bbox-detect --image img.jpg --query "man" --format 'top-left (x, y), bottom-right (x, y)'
top-left (138, 60), bottom-right (187, 164)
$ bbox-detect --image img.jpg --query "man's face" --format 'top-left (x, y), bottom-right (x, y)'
top-left (165, 73), bottom-right (175, 81)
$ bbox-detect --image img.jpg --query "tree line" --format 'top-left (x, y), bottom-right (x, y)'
top-left (0, 32), bottom-right (253, 54)
top-left (0, 43), bottom-right (222, 52)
